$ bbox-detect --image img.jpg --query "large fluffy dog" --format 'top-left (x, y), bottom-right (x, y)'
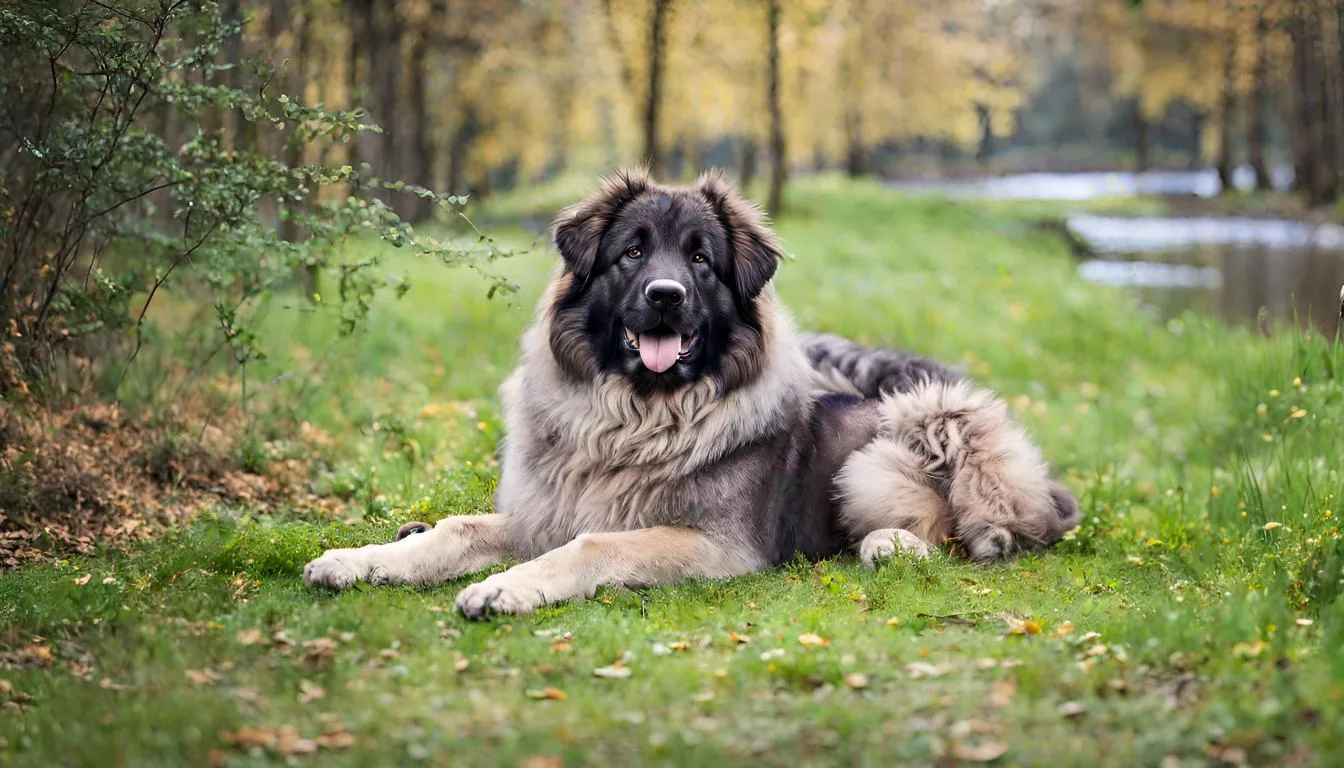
top-left (303, 170), bottom-right (1080, 617)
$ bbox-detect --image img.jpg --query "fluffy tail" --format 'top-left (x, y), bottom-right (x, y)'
top-left (801, 332), bottom-right (963, 398)
top-left (835, 379), bottom-right (1079, 561)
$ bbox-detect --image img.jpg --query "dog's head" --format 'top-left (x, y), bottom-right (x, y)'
top-left (547, 169), bottom-right (784, 392)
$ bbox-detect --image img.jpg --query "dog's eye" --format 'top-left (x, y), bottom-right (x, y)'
top-left (625, 246), bottom-right (642, 260)
top-left (691, 253), bottom-right (707, 264)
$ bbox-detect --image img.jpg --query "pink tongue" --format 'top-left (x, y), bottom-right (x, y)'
top-left (638, 333), bottom-right (682, 373)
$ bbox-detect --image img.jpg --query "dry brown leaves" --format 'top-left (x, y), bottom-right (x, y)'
top-left (219, 721), bottom-right (356, 757)
top-left (0, 399), bottom-right (349, 568)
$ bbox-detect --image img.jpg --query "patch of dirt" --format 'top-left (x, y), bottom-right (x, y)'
top-left (0, 399), bottom-right (344, 568)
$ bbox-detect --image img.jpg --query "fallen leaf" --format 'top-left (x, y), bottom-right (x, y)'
top-left (454, 658), bottom-right (470, 672)
top-left (988, 679), bottom-right (1017, 707)
top-left (797, 632), bottom-right (829, 647)
top-left (1232, 641), bottom-right (1267, 658)
top-left (1052, 621), bottom-right (1076, 637)
top-left (844, 673), bottom-right (869, 689)
top-left (297, 680), bottom-right (326, 704)
top-left (277, 728), bottom-right (319, 756)
top-left (728, 631), bottom-right (751, 645)
top-left (550, 641), bottom-right (573, 654)
top-left (99, 678), bottom-right (132, 691)
top-left (237, 629), bottom-right (264, 646)
top-left (1107, 677), bottom-right (1129, 694)
top-left (951, 740), bottom-right (1009, 762)
top-left (232, 687), bottom-right (261, 704)
top-left (101, 576), bottom-right (116, 585)
top-left (1084, 644), bottom-right (1108, 658)
top-left (185, 668), bottom-right (219, 686)
top-left (667, 641), bottom-right (690, 652)
top-left (974, 657), bottom-right (998, 670)
top-left (301, 637), bottom-right (339, 665)
top-left (221, 726), bottom-right (278, 748)
top-left (1263, 522), bottom-right (1282, 532)
top-left (593, 662), bottom-right (632, 679)
top-left (315, 730), bottom-right (356, 750)
top-left (1296, 618), bottom-right (1314, 627)
top-left (74, 573), bottom-right (92, 586)
top-left (904, 661), bottom-right (946, 679)
top-left (271, 631), bottom-right (296, 647)
top-left (1205, 744), bottom-right (1248, 766)
top-left (526, 688), bottom-right (567, 700)
top-left (1077, 631), bottom-right (1102, 643)
top-left (519, 758), bottom-right (562, 768)
top-left (1058, 700), bottom-right (1086, 719)
top-left (1002, 615), bottom-right (1041, 636)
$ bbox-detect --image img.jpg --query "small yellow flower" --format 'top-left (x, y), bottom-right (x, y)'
top-left (1263, 522), bottom-right (1282, 531)
top-left (1211, 486), bottom-right (1221, 497)
top-left (1262, 434), bottom-right (1274, 442)
top-left (1289, 409), bottom-right (1307, 419)
top-left (1256, 403), bottom-right (1268, 417)
top-left (1292, 377), bottom-right (1302, 387)
top-left (477, 422), bottom-right (488, 431)
top-left (1269, 389), bottom-right (1280, 398)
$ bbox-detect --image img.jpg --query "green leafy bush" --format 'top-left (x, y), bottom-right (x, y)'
top-left (0, 0), bottom-right (516, 397)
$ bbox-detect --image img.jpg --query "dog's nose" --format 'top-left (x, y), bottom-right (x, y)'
top-left (644, 279), bottom-right (686, 308)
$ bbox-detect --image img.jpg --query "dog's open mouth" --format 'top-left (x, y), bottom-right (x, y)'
top-left (624, 326), bottom-right (695, 373)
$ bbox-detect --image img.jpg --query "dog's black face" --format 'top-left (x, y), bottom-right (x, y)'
top-left (549, 170), bottom-right (784, 393)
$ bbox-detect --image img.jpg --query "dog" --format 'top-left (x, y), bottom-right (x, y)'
top-left (303, 169), bottom-right (1080, 618)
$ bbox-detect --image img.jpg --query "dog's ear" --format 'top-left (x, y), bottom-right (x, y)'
top-left (552, 168), bottom-right (651, 280)
top-left (696, 169), bottom-right (783, 301)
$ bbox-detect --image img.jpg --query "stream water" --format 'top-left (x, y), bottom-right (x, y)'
top-left (891, 167), bottom-right (1344, 333)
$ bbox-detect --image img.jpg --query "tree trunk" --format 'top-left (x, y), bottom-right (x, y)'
top-left (1135, 104), bottom-right (1150, 172)
top-left (844, 106), bottom-right (866, 177)
top-left (1189, 111), bottom-right (1206, 169)
top-left (739, 138), bottom-right (758, 191)
top-left (347, 0), bottom-right (371, 194)
top-left (766, 0), bottom-right (785, 217)
top-left (374, 2), bottom-right (402, 195)
top-left (1248, 1), bottom-right (1272, 190)
top-left (447, 105), bottom-right (481, 199)
top-left (1215, 33), bottom-right (1237, 194)
top-left (404, 3), bottom-right (439, 222)
top-left (1289, 0), bottom-right (1330, 204)
top-left (220, 0), bottom-right (244, 148)
top-left (642, 0), bottom-right (671, 177)
top-left (974, 103), bottom-right (993, 166)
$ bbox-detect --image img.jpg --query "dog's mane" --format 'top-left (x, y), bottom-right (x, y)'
top-left (493, 270), bottom-right (812, 552)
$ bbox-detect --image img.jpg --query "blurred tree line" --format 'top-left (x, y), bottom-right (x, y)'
top-left (8, 0), bottom-right (1344, 397)
top-left (195, 0), bottom-right (1344, 210)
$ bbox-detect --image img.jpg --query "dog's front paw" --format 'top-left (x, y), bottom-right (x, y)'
top-left (859, 528), bottom-right (931, 567)
top-left (455, 572), bottom-right (549, 620)
top-left (304, 545), bottom-right (401, 590)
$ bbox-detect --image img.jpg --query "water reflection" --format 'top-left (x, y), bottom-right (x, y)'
top-left (1075, 241), bottom-right (1344, 334)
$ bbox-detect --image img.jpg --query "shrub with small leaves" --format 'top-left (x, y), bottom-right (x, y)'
top-left (0, 0), bottom-right (517, 397)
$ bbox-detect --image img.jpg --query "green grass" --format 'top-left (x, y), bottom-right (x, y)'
top-left (4, 176), bottom-right (1344, 766)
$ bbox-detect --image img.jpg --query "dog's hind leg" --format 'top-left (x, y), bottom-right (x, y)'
top-left (304, 513), bottom-right (519, 591)
top-left (872, 380), bottom-right (1080, 561)
top-left (835, 437), bottom-right (952, 564)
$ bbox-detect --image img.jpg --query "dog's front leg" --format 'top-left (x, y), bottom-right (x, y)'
top-left (454, 527), bottom-right (762, 618)
top-left (304, 513), bottom-right (517, 590)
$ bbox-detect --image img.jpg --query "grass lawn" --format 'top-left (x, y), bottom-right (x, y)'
top-left (3, 176), bottom-right (1342, 766)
